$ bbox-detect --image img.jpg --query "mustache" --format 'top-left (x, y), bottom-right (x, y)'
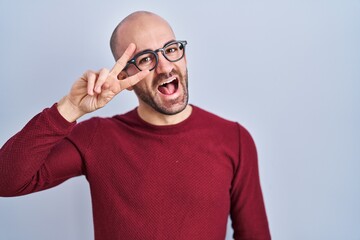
top-left (153, 69), bottom-right (180, 87)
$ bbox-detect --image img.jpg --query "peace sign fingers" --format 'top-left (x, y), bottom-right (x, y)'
top-left (108, 43), bottom-right (150, 92)
top-left (109, 43), bottom-right (136, 78)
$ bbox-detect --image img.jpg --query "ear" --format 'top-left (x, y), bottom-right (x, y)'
top-left (118, 71), bottom-right (134, 91)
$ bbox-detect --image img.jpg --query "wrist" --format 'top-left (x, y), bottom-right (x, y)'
top-left (57, 96), bottom-right (86, 122)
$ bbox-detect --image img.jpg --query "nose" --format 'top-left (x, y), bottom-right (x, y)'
top-left (155, 52), bottom-right (174, 74)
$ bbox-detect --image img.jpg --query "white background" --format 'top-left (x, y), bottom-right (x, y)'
top-left (1, 0), bottom-right (359, 239)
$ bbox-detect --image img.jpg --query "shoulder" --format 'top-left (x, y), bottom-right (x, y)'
top-left (191, 105), bottom-right (251, 133)
top-left (192, 105), bottom-right (237, 128)
top-left (192, 105), bottom-right (255, 142)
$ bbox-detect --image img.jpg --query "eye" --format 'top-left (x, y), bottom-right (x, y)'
top-left (165, 47), bottom-right (178, 54)
top-left (137, 54), bottom-right (154, 66)
top-left (139, 57), bottom-right (151, 64)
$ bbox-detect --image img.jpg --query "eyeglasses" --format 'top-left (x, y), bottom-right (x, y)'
top-left (125, 40), bottom-right (187, 72)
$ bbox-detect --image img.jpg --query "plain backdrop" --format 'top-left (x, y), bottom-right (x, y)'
top-left (1, 1), bottom-right (359, 239)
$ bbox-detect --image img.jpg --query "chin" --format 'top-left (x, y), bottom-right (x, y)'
top-left (156, 102), bottom-right (188, 115)
top-left (155, 96), bottom-right (188, 115)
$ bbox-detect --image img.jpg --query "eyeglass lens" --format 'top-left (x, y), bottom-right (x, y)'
top-left (136, 41), bottom-right (185, 71)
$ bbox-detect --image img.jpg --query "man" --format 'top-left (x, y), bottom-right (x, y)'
top-left (0, 11), bottom-right (271, 240)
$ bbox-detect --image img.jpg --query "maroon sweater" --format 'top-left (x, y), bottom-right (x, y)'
top-left (0, 104), bottom-right (271, 240)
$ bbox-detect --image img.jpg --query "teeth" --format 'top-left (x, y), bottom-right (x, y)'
top-left (160, 77), bottom-right (176, 86)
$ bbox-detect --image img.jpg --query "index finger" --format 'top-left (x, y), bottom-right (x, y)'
top-left (109, 43), bottom-right (136, 76)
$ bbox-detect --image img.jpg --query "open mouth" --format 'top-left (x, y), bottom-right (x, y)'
top-left (157, 77), bottom-right (179, 95)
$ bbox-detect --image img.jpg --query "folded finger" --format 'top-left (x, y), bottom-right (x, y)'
top-left (84, 71), bottom-right (97, 95)
top-left (94, 68), bottom-right (109, 93)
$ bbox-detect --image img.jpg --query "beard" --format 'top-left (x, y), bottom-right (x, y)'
top-left (133, 68), bottom-right (189, 115)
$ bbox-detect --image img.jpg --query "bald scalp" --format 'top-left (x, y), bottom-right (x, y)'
top-left (110, 11), bottom-right (174, 61)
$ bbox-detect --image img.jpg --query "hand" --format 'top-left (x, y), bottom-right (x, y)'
top-left (57, 43), bottom-right (149, 122)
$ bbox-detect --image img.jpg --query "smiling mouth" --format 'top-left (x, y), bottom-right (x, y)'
top-left (157, 77), bottom-right (179, 95)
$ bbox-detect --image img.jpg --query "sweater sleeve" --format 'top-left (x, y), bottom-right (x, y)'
top-left (230, 123), bottom-right (271, 239)
top-left (0, 104), bottom-right (84, 197)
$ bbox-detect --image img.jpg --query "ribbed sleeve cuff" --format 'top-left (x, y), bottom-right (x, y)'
top-left (44, 103), bottom-right (77, 133)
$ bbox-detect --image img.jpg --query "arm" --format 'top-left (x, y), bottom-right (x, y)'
top-left (0, 43), bottom-right (149, 197)
top-left (0, 105), bottom-right (82, 196)
top-left (230, 124), bottom-right (271, 240)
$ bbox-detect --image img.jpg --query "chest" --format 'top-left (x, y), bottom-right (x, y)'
top-left (86, 132), bottom-right (236, 208)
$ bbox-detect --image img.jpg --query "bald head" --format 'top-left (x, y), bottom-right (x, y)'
top-left (110, 11), bottom-right (175, 60)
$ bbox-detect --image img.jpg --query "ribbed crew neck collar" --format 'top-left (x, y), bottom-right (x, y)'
top-left (128, 104), bottom-right (198, 135)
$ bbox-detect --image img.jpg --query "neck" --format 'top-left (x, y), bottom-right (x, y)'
top-left (137, 103), bottom-right (192, 126)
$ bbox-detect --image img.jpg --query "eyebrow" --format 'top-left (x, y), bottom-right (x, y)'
top-left (133, 39), bottom-right (176, 57)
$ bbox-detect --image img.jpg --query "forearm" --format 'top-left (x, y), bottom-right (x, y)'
top-left (0, 104), bottom-right (77, 196)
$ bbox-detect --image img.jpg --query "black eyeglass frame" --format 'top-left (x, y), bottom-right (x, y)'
top-left (125, 40), bottom-right (188, 72)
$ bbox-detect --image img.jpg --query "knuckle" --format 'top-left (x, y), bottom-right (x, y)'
top-left (108, 72), bottom-right (118, 79)
top-left (85, 70), bottom-right (94, 75)
top-left (122, 51), bottom-right (131, 59)
top-left (116, 58), bottom-right (126, 67)
top-left (99, 68), bottom-right (109, 74)
top-left (86, 70), bottom-right (96, 78)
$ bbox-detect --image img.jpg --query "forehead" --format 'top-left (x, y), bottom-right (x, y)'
top-left (133, 29), bottom-right (175, 53)
top-left (117, 15), bottom-right (176, 55)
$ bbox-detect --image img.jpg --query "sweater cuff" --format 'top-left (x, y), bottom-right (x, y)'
top-left (45, 103), bottom-right (77, 132)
